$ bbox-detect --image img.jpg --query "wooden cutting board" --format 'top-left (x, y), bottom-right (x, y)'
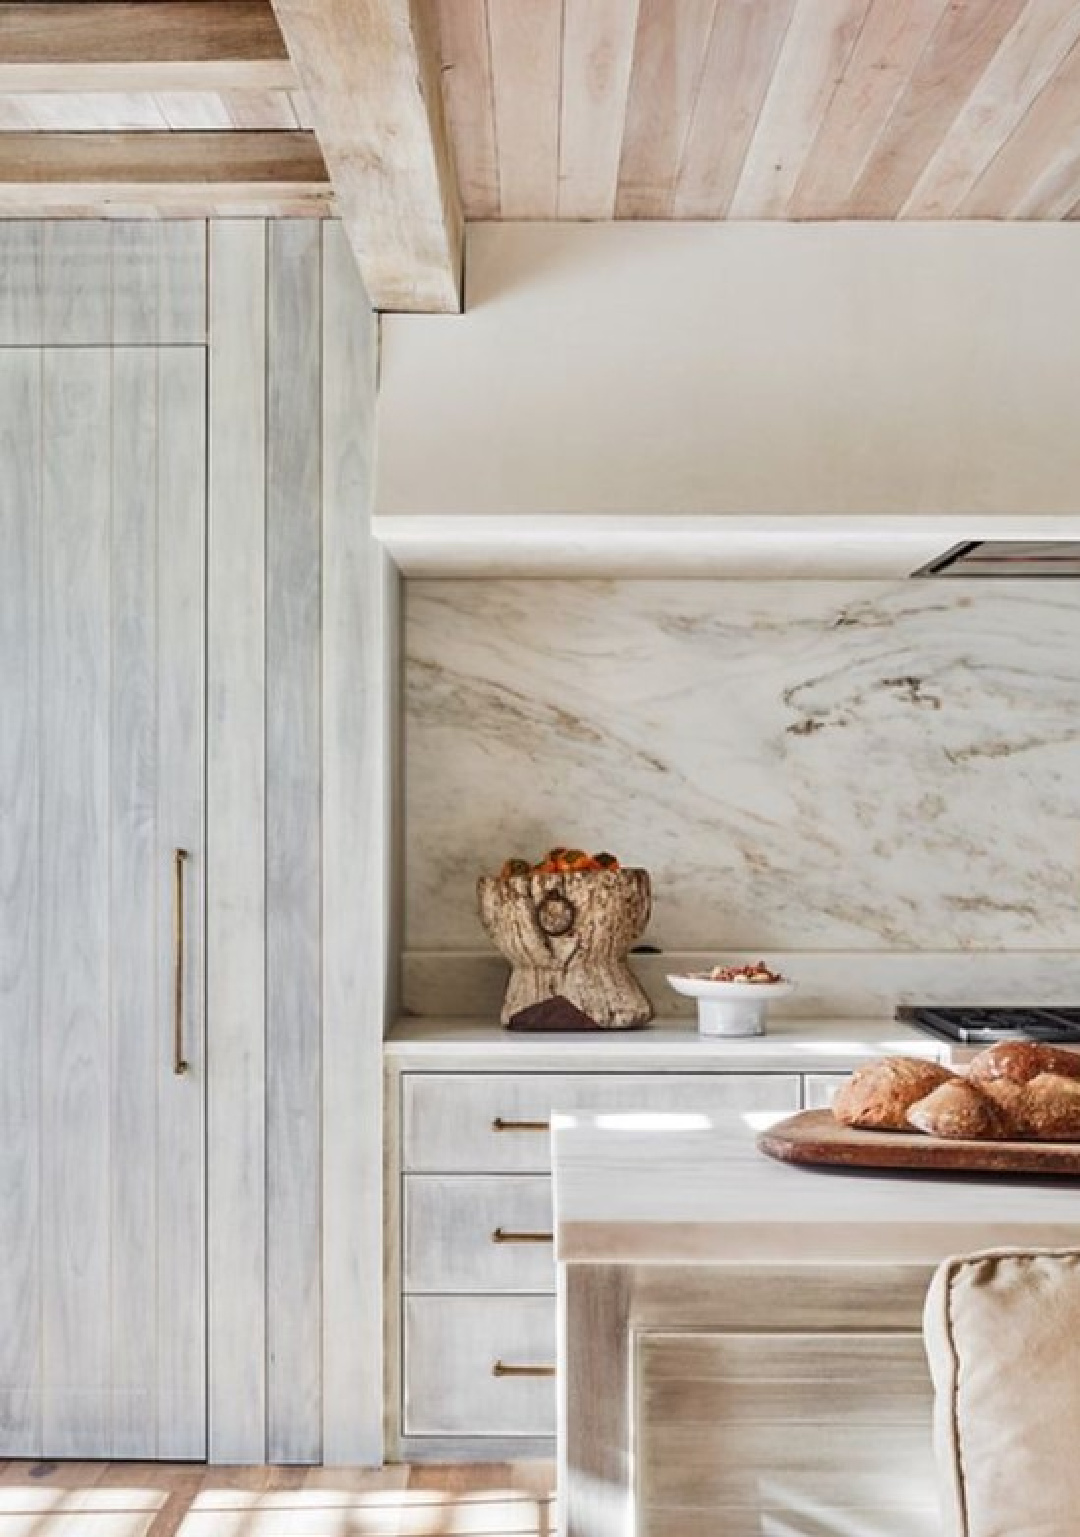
top-left (758, 1109), bottom-right (1080, 1177)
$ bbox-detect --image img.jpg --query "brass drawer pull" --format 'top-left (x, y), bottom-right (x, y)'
top-left (492, 1360), bottom-right (556, 1379)
top-left (492, 1227), bottom-right (553, 1245)
top-left (492, 1116), bottom-right (549, 1133)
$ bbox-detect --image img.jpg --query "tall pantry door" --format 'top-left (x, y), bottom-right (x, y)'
top-left (0, 346), bottom-right (206, 1458)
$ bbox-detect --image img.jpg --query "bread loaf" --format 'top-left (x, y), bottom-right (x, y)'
top-left (831, 1057), bottom-right (955, 1131)
top-left (829, 1042), bottom-right (1080, 1142)
top-left (967, 1040), bottom-right (1080, 1087)
top-left (906, 1079), bottom-right (1012, 1140)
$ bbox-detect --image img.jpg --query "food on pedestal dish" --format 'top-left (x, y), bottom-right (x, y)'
top-left (685, 961), bottom-right (786, 985)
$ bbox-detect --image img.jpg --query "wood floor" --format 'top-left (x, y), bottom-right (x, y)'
top-left (0, 1460), bottom-right (556, 1537)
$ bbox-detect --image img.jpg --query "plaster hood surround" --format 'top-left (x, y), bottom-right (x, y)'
top-left (372, 515), bottom-right (1080, 580)
top-left (375, 225), bottom-right (1080, 577)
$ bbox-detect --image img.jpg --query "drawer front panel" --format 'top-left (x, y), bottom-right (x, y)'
top-left (803, 1073), bottom-right (851, 1110)
top-left (405, 1175), bottom-right (555, 1293)
top-left (404, 1296), bottom-right (556, 1437)
top-left (637, 1329), bottom-right (937, 1537)
top-left (402, 1072), bottom-right (801, 1172)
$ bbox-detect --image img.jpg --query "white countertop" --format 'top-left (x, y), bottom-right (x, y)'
top-left (552, 1109), bottom-right (1080, 1266)
top-left (385, 1015), bottom-right (950, 1072)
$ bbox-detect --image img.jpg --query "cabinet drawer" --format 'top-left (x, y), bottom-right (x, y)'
top-left (405, 1175), bottom-right (555, 1293)
top-left (402, 1072), bottom-right (801, 1172)
top-left (404, 1296), bottom-right (556, 1437)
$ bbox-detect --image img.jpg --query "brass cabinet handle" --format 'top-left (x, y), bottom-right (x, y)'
top-left (173, 848), bottom-right (189, 1076)
top-left (492, 1117), bottom-right (549, 1133)
top-left (492, 1227), bottom-right (553, 1245)
top-left (492, 1360), bottom-right (556, 1379)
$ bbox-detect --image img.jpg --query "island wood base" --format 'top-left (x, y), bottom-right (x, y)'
top-left (559, 1262), bottom-right (940, 1537)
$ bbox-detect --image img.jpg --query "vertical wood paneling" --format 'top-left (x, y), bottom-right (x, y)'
top-left (40, 225), bottom-right (112, 344)
top-left (154, 347), bottom-right (207, 1459)
top-left (0, 224), bottom-right (42, 343)
top-left (266, 220), bottom-right (323, 1465)
top-left (110, 223), bottom-right (207, 345)
top-left (110, 226), bottom-right (164, 346)
top-left (321, 223), bottom-right (386, 1465)
top-left (488, 0), bottom-right (564, 217)
top-left (108, 348), bottom-right (159, 1458)
top-left (0, 350), bottom-right (42, 1454)
top-left (558, 0), bottom-right (642, 218)
top-left (157, 222), bottom-right (207, 343)
top-left (39, 348), bottom-right (112, 1457)
top-left (207, 220), bottom-right (268, 1464)
top-left (0, 221), bottom-right (205, 346)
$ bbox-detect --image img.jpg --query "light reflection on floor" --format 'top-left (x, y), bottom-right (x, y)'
top-left (0, 1462), bottom-right (556, 1537)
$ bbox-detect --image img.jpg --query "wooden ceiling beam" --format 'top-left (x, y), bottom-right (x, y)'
top-left (0, 131), bottom-right (331, 215)
top-left (0, 2), bottom-right (298, 92)
top-left (269, 0), bottom-right (463, 313)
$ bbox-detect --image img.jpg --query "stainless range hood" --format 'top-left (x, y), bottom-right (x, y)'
top-left (914, 540), bottom-right (1080, 577)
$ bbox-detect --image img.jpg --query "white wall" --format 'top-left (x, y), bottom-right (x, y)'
top-left (377, 222), bottom-right (1080, 519)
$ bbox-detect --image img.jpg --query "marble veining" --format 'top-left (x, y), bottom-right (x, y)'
top-left (405, 581), bottom-right (1080, 953)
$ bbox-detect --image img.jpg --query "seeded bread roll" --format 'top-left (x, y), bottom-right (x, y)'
top-left (906, 1079), bottom-right (1012, 1141)
top-left (967, 1040), bottom-right (1080, 1087)
top-left (831, 1056), bottom-right (955, 1131)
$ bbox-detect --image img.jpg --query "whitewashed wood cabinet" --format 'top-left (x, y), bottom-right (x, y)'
top-left (387, 1039), bottom-right (853, 1458)
top-left (386, 1022), bottom-right (943, 1459)
top-left (0, 220), bottom-right (386, 1465)
top-left (0, 339), bottom-right (207, 1458)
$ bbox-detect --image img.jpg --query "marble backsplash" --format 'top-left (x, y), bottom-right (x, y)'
top-left (404, 580), bottom-right (1080, 1014)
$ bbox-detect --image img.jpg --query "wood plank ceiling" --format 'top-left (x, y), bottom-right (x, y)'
top-left (0, 2), bottom-right (332, 216)
top-left (7, 0), bottom-right (1080, 309)
top-left (432, 0), bottom-right (1080, 221)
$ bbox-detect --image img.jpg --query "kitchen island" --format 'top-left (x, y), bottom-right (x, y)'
top-left (553, 1109), bottom-right (1080, 1537)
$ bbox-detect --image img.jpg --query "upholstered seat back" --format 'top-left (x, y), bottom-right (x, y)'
top-left (924, 1248), bottom-right (1080, 1537)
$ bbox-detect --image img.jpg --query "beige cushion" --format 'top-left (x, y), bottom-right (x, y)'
top-left (924, 1247), bottom-right (1080, 1537)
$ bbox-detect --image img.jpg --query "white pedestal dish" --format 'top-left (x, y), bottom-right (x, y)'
top-left (665, 975), bottom-right (795, 1036)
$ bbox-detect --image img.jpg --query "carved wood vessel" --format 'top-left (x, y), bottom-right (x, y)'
top-left (477, 868), bottom-right (653, 1028)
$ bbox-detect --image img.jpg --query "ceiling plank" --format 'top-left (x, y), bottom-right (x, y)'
top-left (728, 0), bottom-right (872, 219)
top-left (269, 0), bottom-right (462, 313)
top-left (902, 0), bottom-right (1080, 217)
top-left (615, 0), bottom-right (719, 219)
top-left (672, 0), bottom-right (796, 218)
top-left (431, 0), bottom-right (499, 220)
top-left (488, 0), bottom-right (564, 219)
top-left (558, 0), bottom-right (642, 218)
top-left (0, 93), bottom-right (169, 132)
top-left (788, 0), bottom-right (949, 218)
top-left (847, 0), bottom-right (1028, 217)
top-left (0, 130), bottom-right (331, 215)
top-left (959, 34), bottom-right (1080, 216)
top-left (0, 1), bottom-right (297, 92)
